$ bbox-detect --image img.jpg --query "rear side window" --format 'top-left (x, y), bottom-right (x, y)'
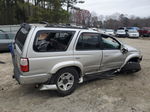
top-left (33, 30), bottom-right (75, 52)
top-left (76, 33), bottom-right (100, 50)
top-left (15, 28), bottom-right (30, 50)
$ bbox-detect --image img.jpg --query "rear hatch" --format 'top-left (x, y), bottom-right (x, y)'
top-left (11, 24), bottom-right (31, 77)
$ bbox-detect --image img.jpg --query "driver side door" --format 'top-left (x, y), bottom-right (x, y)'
top-left (100, 34), bottom-right (126, 71)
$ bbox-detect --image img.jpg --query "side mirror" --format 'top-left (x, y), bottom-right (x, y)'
top-left (121, 47), bottom-right (128, 54)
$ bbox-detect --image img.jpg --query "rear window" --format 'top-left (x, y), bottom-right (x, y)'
top-left (15, 27), bottom-right (30, 50)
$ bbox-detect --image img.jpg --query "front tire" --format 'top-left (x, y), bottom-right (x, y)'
top-left (54, 68), bottom-right (79, 96)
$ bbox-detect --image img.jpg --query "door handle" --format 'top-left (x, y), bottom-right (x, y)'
top-left (75, 57), bottom-right (80, 59)
top-left (104, 55), bottom-right (109, 57)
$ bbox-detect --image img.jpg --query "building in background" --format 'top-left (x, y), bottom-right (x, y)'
top-left (70, 8), bottom-right (91, 27)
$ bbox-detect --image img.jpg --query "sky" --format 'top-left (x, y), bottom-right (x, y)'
top-left (75, 0), bottom-right (150, 18)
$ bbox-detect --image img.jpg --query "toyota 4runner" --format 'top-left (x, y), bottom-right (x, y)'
top-left (10, 23), bottom-right (142, 96)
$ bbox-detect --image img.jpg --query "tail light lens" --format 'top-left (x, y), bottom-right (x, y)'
top-left (20, 58), bottom-right (29, 72)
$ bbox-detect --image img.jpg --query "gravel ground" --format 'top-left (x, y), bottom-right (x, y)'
top-left (0, 38), bottom-right (150, 112)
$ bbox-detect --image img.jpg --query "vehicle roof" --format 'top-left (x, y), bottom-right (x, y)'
top-left (28, 23), bottom-right (98, 32)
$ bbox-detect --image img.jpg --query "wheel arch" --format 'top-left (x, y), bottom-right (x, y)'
top-left (50, 61), bottom-right (83, 77)
top-left (120, 54), bottom-right (141, 69)
top-left (128, 57), bottom-right (140, 62)
top-left (49, 61), bottom-right (83, 84)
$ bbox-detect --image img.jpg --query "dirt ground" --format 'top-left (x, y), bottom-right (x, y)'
top-left (0, 38), bottom-right (150, 112)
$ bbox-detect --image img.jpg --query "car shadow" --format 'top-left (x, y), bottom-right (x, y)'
top-left (0, 50), bottom-right (10, 53)
top-left (78, 71), bottom-right (138, 89)
top-left (18, 85), bottom-right (59, 98)
top-left (5, 72), bottom-right (139, 99)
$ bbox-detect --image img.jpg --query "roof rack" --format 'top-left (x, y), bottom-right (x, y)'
top-left (46, 25), bottom-right (87, 29)
top-left (39, 21), bottom-right (88, 29)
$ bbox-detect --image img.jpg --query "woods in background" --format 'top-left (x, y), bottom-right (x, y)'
top-left (0, 0), bottom-right (70, 25)
top-left (0, 0), bottom-right (150, 29)
top-left (101, 13), bottom-right (150, 29)
top-left (70, 10), bottom-right (150, 29)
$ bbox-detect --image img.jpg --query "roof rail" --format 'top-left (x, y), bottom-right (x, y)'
top-left (45, 23), bottom-right (88, 29)
top-left (21, 22), bottom-right (88, 30)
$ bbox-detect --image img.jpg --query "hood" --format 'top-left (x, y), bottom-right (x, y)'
top-left (124, 44), bottom-right (139, 52)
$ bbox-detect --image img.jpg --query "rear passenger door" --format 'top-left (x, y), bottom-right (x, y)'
top-left (74, 32), bottom-right (102, 74)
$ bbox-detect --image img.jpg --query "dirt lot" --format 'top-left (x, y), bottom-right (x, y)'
top-left (0, 38), bottom-right (150, 112)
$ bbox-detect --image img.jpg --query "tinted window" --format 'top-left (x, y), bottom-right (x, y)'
top-left (33, 31), bottom-right (75, 52)
top-left (15, 28), bottom-right (30, 50)
top-left (76, 33), bottom-right (100, 50)
top-left (101, 34), bottom-right (120, 50)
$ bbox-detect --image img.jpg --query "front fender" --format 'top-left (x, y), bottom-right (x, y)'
top-left (120, 52), bottom-right (141, 69)
top-left (50, 61), bottom-right (83, 75)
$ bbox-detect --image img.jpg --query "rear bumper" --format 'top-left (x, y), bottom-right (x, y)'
top-left (13, 70), bottom-right (51, 84)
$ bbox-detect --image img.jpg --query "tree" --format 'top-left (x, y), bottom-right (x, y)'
top-left (0, 0), bottom-right (70, 25)
top-left (61, 0), bottom-right (84, 12)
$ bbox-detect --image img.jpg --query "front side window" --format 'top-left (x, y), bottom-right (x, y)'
top-left (76, 33), bottom-right (100, 50)
top-left (33, 31), bottom-right (75, 52)
top-left (101, 34), bottom-right (120, 50)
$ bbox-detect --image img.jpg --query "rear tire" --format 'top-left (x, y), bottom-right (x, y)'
top-left (54, 68), bottom-right (79, 96)
top-left (121, 62), bottom-right (141, 73)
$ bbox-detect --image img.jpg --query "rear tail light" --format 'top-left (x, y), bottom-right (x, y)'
top-left (20, 58), bottom-right (29, 72)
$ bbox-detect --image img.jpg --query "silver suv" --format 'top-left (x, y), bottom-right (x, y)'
top-left (11, 23), bottom-right (142, 96)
